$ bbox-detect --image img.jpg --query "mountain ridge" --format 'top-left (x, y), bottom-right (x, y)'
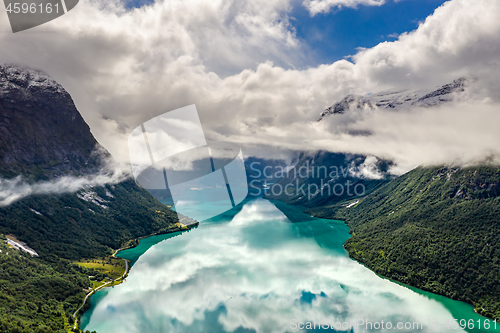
top-left (266, 78), bottom-right (500, 321)
top-left (318, 77), bottom-right (472, 121)
top-left (263, 151), bottom-right (392, 207)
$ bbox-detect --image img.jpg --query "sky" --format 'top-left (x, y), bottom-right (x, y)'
top-left (0, 0), bottom-right (499, 176)
top-left (289, 0), bottom-right (450, 68)
top-left (121, 0), bottom-right (450, 74)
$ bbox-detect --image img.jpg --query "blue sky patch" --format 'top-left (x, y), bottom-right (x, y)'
top-left (291, 0), bottom-right (448, 66)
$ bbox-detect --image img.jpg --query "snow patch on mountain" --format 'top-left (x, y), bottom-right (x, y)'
top-left (318, 77), bottom-right (473, 121)
top-left (77, 190), bottom-right (109, 209)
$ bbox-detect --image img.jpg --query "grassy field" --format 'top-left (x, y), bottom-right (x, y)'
top-left (76, 257), bottom-right (127, 281)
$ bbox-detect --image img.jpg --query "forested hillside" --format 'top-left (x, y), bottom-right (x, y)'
top-left (0, 237), bottom-right (96, 333)
top-left (306, 165), bottom-right (500, 319)
top-left (0, 180), bottom-right (183, 260)
top-left (0, 65), bottom-right (188, 332)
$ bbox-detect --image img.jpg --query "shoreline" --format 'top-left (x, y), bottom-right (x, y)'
top-left (300, 201), bottom-right (498, 322)
top-left (338, 221), bottom-right (498, 322)
top-left (73, 221), bottom-right (199, 331)
top-left (74, 199), bottom-right (496, 332)
top-left (270, 198), bottom-right (498, 323)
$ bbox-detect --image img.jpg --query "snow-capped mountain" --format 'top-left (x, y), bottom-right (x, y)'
top-left (318, 77), bottom-right (472, 121)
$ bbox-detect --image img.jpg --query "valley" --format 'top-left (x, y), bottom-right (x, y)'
top-left (1, 65), bottom-right (499, 333)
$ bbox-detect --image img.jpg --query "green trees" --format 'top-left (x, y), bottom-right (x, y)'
top-left (0, 180), bottom-right (183, 332)
top-left (306, 166), bottom-right (500, 319)
top-left (0, 181), bottom-right (181, 260)
top-left (0, 240), bottom-right (88, 332)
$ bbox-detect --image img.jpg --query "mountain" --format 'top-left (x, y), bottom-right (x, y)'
top-left (318, 77), bottom-right (471, 121)
top-left (267, 78), bottom-right (500, 320)
top-left (306, 165), bottom-right (500, 319)
top-left (0, 64), bottom-right (189, 259)
top-left (0, 65), bottom-right (192, 332)
top-left (0, 65), bottom-right (104, 179)
top-left (265, 78), bottom-right (471, 206)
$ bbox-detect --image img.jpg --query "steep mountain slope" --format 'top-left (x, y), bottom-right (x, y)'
top-left (0, 65), bottom-right (190, 332)
top-left (0, 180), bottom-right (183, 260)
top-left (272, 77), bottom-right (500, 319)
top-left (318, 77), bottom-right (470, 121)
top-left (0, 64), bottom-right (187, 259)
top-left (306, 166), bottom-right (500, 319)
top-left (0, 65), bottom-right (104, 179)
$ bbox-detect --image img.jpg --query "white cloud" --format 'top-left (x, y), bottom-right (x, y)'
top-left (207, 101), bottom-right (500, 175)
top-left (302, 0), bottom-right (386, 16)
top-left (0, 0), bottom-right (499, 176)
top-left (351, 0), bottom-right (500, 89)
top-left (348, 155), bottom-right (384, 179)
top-left (0, 162), bottom-right (130, 206)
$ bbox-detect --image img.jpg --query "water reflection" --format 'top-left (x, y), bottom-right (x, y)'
top-left (83, 199), bottom-right (477, 333)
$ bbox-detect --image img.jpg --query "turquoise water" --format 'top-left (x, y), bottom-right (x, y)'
top-left (81, 198), bottom-right (499, 333)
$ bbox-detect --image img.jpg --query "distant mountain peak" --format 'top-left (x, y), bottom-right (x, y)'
top-left (318, 77), bottom-right (473, 121)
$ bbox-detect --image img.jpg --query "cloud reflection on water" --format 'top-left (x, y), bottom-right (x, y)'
top-left (84, 199), bottom-right (464, 333)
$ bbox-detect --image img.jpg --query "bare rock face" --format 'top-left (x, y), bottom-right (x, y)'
top-left (0, 65), bottom-right (104, 179)
top-left (318, 77), bottom-right (472, 121)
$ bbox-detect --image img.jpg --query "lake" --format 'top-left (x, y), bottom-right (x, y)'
top-left (81, 198), bottom-right (499, 333)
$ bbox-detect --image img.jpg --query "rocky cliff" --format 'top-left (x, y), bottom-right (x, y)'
top-left (0, 65), bottom-right (103, 179)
